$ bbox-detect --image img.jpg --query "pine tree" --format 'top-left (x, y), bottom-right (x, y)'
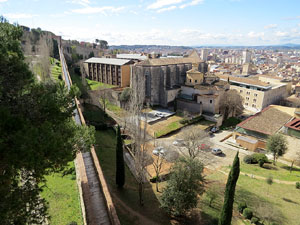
top-left (116, 126), bottom-right (125, 188)
top-left (219, 152), bottom-right (240, 225)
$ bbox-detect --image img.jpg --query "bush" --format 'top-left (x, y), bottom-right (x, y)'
top-left (243, 208), bottom-right (253, 219)
top-left (243, 153), bottom-right (268, 165)
top-left (258, 159), bottom-right (264, 167)
top-left (238, 202), bottom-right (247, 213)
top-left (296, 182), bottom-right (300, 189)
top-left (252, 153), bottom-right (268, 164)
top-left (251, 217), bottom-right (259, 224)
top-left (243, 155), bottom-right (253, 164)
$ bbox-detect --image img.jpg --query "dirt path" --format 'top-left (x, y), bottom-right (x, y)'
top-left (219, 169), bottom-right (297, 185)
top-left (111, 192), bottom-right (158, 225)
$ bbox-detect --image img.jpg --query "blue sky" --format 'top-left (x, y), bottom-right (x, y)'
top-left (1, 0), bottom-right (300, 46)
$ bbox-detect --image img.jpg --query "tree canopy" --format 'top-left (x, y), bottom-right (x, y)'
top-left (266, 133), bottom-right (288, 164)
top-left (160, 157), bottom-right (205, 216)
top-left (219, 89), bottom-right (244, 120)
top-left (0, 17), bottom-right (95, 224)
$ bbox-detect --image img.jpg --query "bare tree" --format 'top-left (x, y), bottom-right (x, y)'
top-left (152, 152), bottom-right (164, 192)
top-left (219, 89), bottom-right (244, 120)
top-left (128, 72), bottom-right (150, 206)
top-left (177, 125), bottom-right (211, 160)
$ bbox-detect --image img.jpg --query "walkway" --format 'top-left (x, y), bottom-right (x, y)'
top-left (60, 49), bottom-right (111, 225)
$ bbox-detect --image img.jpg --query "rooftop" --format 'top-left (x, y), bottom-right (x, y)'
top-left (218, 75), bottom-right (272, 89)
top-left (285, 118), bottom-right (300, 131)
top-left (236, 106), bottom-right (292, 135)
top-left (116, 54), bottom-right (147, 61)
top-left (85, 57), bottom-right (132, 66)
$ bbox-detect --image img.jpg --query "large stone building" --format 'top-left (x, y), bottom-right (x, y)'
top-left (131, 51), bottom-right (208, 107)
top-left (84, 57), bottom-right (134, 87)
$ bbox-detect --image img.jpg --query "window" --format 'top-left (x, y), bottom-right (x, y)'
top-left (240, 90), bottom-right (243, 93)
top-left (253, 99), bottom-right (257, 102)
top-left (254, 93), bottom-right (258, 97)
top-left (195, 79), bottom-right (198, 83)
top-left (246, 97), bottom-right (249, 100)
top-left (189, 79), bottom-right (192, 83)
top-left (245, 103), bottom-right (248, 106)
top-left (252, 104), bottom-right (256, 108)
top-left (200, 101), bottom-right (202, 104)
top-left (246, 91), bottom-right (250, 95)
top-left (210, 100), bottom-right (213, 104)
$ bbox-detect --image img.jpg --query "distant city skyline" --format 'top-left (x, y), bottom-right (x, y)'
top-left (1, 0), bottom-right (300, 46)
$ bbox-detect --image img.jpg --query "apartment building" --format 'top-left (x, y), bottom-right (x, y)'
top-left (84, 57), bottom-right (134, 87)
top-left (219, 75), bottom-right (288, 112)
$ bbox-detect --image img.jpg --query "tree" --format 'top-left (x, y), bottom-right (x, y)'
top-left (88, 51), bottom-right (94, 58)
top-left (160, 157), bottom-right (205, 216)
top-left (219, 152), bottom-right (240, 225)
top-left (128, 70), bottom-right (148, 206)
top-left (266, 134), bottom-right (288, 165)
top-left (178, 125), bottom-right (211, 160)
top-left (152, 151), bottom-right (165, 192)
top-left (219, 89), bottom-right (244, 120)
top-left (0, 18), bottom-right (95, 224)
top-left (99, 40), bottom-right (108, 49)
top-left (116, 126), bottom-right (125, 188)
top-left (206, 184), bottom-right (220, 207)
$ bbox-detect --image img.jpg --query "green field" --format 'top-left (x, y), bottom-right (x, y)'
top-left (204, 166), bottom-right (300, 225)
top-left (50, 57), bottom-right (62, 82)
top-left (41, 162), bottom-right (83, 225)
top-left (226, 161), bottom-right (300, 182)
top-left (86, 78), bottom-right (116, 90)
top-left (155, 120), bottom-right (184, 138)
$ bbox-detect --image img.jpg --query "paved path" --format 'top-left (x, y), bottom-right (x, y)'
top-left (60, 49), bottom-right (111, 225)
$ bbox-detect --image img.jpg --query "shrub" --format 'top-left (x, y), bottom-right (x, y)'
top-left (243, 155), bottom-right (253, 164)
top-left (243, 208), bottom-right (253, 219)
top-left (251, 217), bottom-right (259, 224)
top-left (296, 182), bottom-right (300, 189)
top-left (258, 159), bottom-right (264, 167)
top-left (238, 202), bottom-right (247, 213)
top-left (252, 153), bottom-right (268, 164)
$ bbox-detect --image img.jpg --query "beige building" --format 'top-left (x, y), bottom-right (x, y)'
top-left (179, 67), bottom-right (229, 114)
top-left (84, 57), bottom-right (134, 87)
top-left (258, 74), bottom-right (292, 95)
top-left (219, 75), bottom-right (288, 112)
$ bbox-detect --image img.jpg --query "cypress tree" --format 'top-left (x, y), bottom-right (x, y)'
top-left (116, 126), bottom-right (125, 188)
top-left (219, 152), bottom-right (240, 225)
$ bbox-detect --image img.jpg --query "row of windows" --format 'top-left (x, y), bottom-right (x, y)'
top-left (245, 97), bottom-right (257, 102)
top-left (239, 89), bottom-right (258, 97)
top-left (245, 103), bottom-right (256, 108)
top-left (199, 100), bottom-right (213, 104)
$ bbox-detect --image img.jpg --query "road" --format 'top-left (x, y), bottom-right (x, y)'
top-left (60, 50), bottom-right (111, 225)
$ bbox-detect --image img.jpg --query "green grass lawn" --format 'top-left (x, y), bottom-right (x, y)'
top-left (204, 170), bottom-right (300, 225)
top-left (50, 57), bottom-right (62, 82)
top-left (229, 161), bottom-right (300, 182)
top-left (41, 162), bottom-right (83, 225)
top-left (93, 129), bottom-right (171, 225)
top-left (105, 100), bottom-right (123, 116)
top-left (155, 120), bottom-right (184, 138)
top-left (86, 78), bottom-right (116, 90)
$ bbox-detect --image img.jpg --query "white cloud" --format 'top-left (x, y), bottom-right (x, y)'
top-left (179, 0), bottom-right (203, 9)
top-left (147, 0), bottom-right (184, 9)
top-left (3, 13), bottom-right (37, 19)
top-left (67, 0), bottom-right (90, 6)
top-left (71, 6), bottom-right (125, 15)
top-left (264, 24), bottom-right (277, 29)
top-left (275, 31), bottom-right (289, 37)
top-left (247, 31), bottom-right (264, 38)
top-left (0, 0), bottom-right (8, 2)
top-left (157, 5), bottom-right (177, 13)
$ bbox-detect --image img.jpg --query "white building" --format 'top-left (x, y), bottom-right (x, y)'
top-left (243, 50), bottom-right (251, 64)
top-left (201, 49), bottom-right (208, 61)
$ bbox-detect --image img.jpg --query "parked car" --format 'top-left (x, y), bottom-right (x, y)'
top-left (153, 146), bottom-right (165, 156)
top-left (211, 148), bottom-right (223, 155)
top-left (173, 139), bottom-right (185, 146)
top-left (210, 126), bottom-right (219, 133)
